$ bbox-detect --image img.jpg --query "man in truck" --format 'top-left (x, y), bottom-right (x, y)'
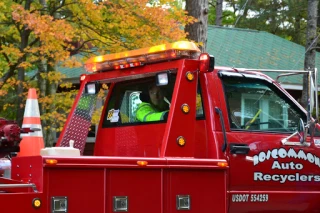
top-left (136, 83), bottom-right (170, 122)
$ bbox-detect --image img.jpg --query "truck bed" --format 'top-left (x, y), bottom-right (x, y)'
top-left (0, 156), bottom-right (227, 213)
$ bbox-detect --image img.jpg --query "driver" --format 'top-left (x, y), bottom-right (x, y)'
top-left (136, 83), bottom-right (169, 122)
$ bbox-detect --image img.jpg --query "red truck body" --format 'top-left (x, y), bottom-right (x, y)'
top-left (1, 41), bottom-right (319, 212)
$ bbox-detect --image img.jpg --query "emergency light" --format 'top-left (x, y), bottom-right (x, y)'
top-left (84, 41), bottom-right (201, 73)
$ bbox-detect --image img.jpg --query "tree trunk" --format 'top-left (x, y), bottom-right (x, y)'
top-left (46, 72), bottom-right (58, 147)
top-left (37, 60), bottom-right (48, 144)
top-left (215, 0), bottom-right (223, 26)
top-left (185, 0), bottom-right (209, 52)
top-left (16, 65), bottom-right (25, 127)
top-left (16, 0), bottom-right (32, 126)
top-left (302, 0), bottom-right (318, 109)
top-left (37, 60), bottom-right (57, 147)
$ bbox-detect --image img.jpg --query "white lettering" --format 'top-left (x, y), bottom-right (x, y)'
top-left (297, 150), bottom-right (307, 160)
top-left (289, 162), bottom-right (295, 169)
top-left (232, 194), bottom-right (249, 202)
top-left (278, 148), bottom-right (287, 158)
top-left (264, 174), bottom-right (271, 181)
top-left (315, 156), bottom-right (320, 167)
top-left (266, 150), bottom-right (271, 161)
top-left (307, 153), bottom-right (315, 163)
top-left (271, 161), bottom-right (281, 169)
top-left (255, 172), bottom-right (320, 183)
top-left (279, 175), bottom-right (288, 183)
top-left (287, 148), bottom-right (298, 158)
top-left (253, 148), bottom-right (320, 168)
top-left (271, 149), bottom-right (278, 159)
top-left (254, 172), bottom-right (263, 181)
top-left (253, 155), bottom-right (259, 166)
top-left (295, 163), bottom-right (303, 170)
top-left (300, 175), bottom-right (307, 181)
top-left (314, 176), bottom-right (320, 181)
top-left (259, 152), bottom-right (266, 163)
top-left (288, 175), bottom-right (295, 181)
top-left (271, 161), bottom-right (303, 170)
top-left (271, 175), bottom-right (279, 181)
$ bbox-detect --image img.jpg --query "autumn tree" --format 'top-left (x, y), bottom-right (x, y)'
top-left (0, 0), bottom-right (194, 146)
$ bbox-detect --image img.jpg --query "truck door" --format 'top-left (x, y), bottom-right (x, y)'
top-left (218, 71), bottom-right (320, 213)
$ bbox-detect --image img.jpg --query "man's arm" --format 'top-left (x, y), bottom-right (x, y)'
top-left (136, 103), bottom-right (168, 122)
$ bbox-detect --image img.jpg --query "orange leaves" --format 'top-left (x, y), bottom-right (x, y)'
top-left (17, 61), bottom-right (32, 69)
top-left (0, 90), bottom-right (8, 96)
top-left (11, 4), bottom-right (75, 63)
top-left (12, 5), bottom-right (72, 41)
top-left (39, 89), bottom-right (78, 132)
top-left (101, 0), bottom-right (195, 51)
top-left (0, 44), bottom-right (23, 63)
top-left (39, 95), bottom-right (54, 108)
top-left (62, 57), bottom-right (83, 68)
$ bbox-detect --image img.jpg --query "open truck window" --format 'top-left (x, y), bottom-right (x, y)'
top-left (221, 74), bottom-right (306, 132)
top-left (102, 72), bottom-right (177, 127)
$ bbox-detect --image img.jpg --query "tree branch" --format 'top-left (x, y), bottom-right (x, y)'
top-left (0, 37), bottom-right (11, 64)
top-left (0, 67), bottom-right (16, 90)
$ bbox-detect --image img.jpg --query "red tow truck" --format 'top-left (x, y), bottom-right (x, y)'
top-left (1, 41), bottom-right (320, 213)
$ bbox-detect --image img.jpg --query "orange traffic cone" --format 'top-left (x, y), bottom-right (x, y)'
top-left (17, 88), bottom-right (44, 157)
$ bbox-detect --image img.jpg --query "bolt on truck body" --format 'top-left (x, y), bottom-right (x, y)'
top-left (1, 41), bottom-right (320, 213)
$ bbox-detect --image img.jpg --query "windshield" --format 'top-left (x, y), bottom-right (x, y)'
top-left (221, 74), bottom-right (306, 132)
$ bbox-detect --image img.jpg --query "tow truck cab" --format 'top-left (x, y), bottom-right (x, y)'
top-left (60, 41), bottom-right (320, 212)
top-left (56, 41), bottom-right (320, 212)
top-left (2, 41), bottom-right (320, 213)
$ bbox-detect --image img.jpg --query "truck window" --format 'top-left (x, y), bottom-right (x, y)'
top-left (102, 73), bottom-right (176, 127)
top-left (222, 76), bottom-right (306, 132)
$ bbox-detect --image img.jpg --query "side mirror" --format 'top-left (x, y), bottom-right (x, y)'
top-left (298, 118), bottom-right (306, 143)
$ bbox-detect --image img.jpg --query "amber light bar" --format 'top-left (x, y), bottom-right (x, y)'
top-left (84, 41), bottom-right (201, 73)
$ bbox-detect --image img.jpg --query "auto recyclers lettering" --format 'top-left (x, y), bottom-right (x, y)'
top-left (253, 148), bottom-right (320, 183)
top-left (254, 148), bottom-right (320, 167)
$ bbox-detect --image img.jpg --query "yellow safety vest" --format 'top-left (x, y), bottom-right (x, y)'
top-left (136, 102), bottom-right (168, 122)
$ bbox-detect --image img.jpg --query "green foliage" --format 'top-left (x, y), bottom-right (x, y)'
top-left (209, 0), bottom-right (309, 46)
top-left (208, 4), bottom-right (235, 26)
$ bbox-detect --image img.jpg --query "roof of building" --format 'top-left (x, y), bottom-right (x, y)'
top-left (56, 25), bottom-right (320, 88)
top-left (206, 25), bottom-right (320, 87)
